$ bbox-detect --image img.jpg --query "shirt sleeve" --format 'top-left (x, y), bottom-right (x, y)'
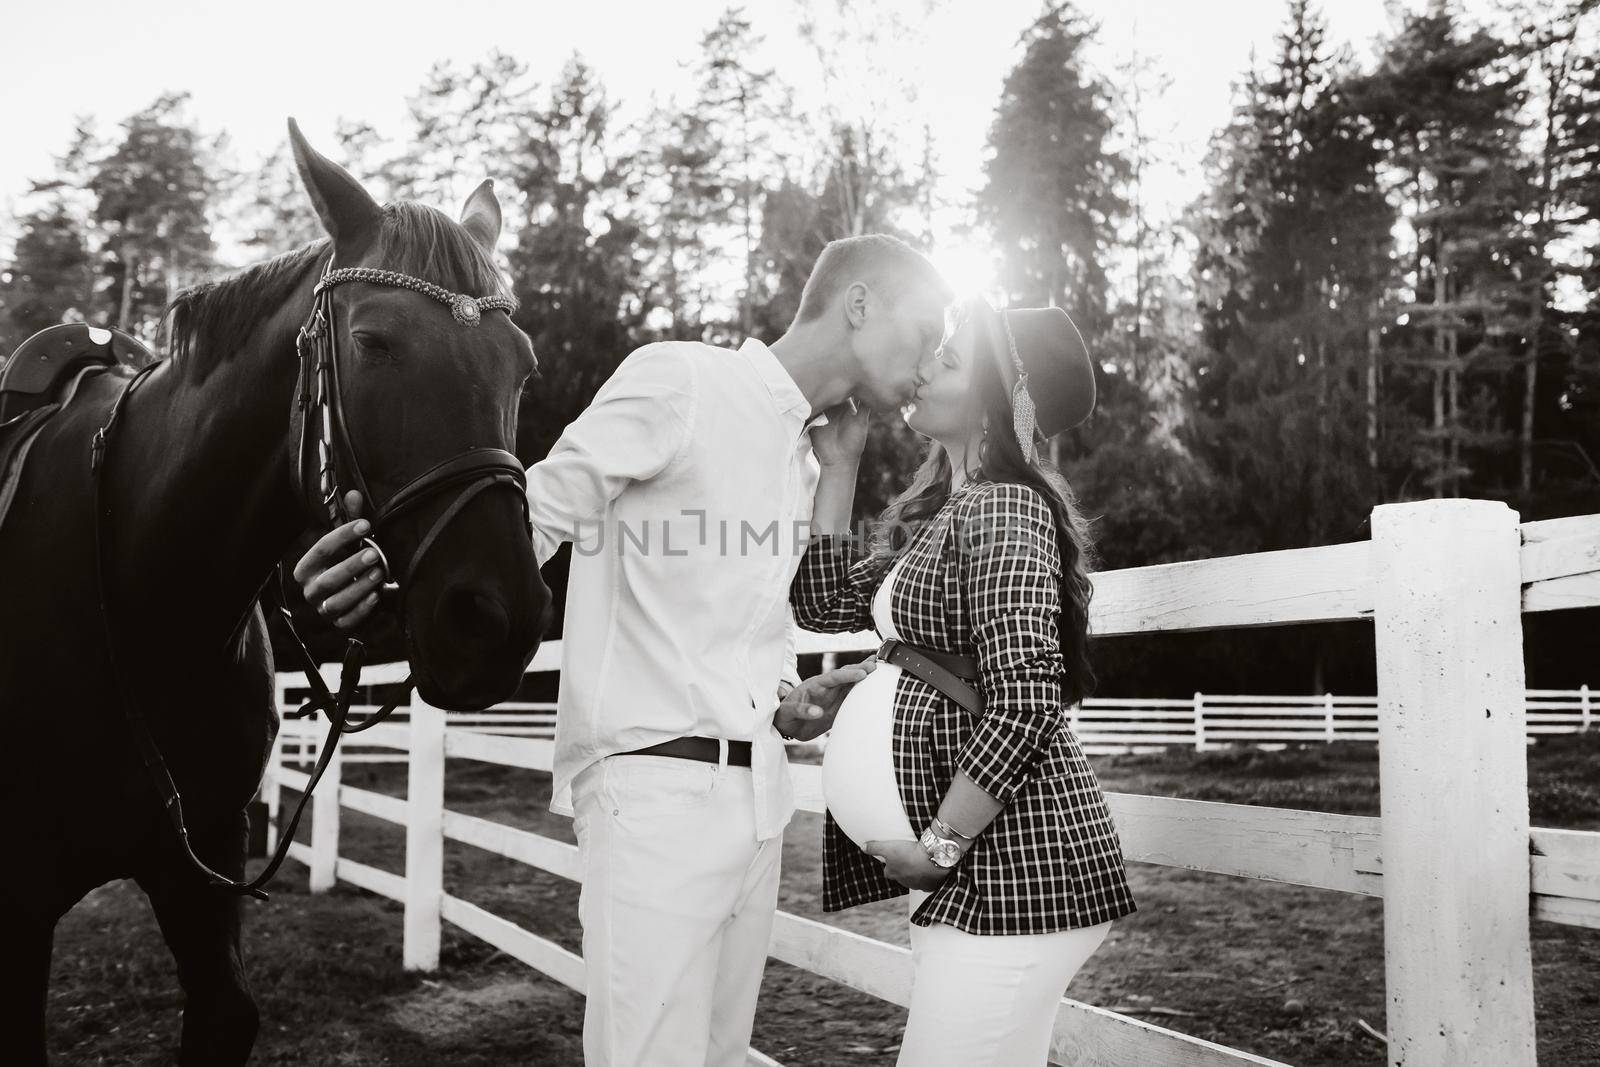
top-left (789, 534), bottom-right (890, 635)
top-left (953, 482), bottom-right (1068, 804)
top-left (780, 606), bottom-right (801, 691)
top-left (524, 344), bottom-right (698, 566)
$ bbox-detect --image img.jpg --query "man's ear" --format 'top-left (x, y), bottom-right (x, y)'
top-left (843, 281), bottom-right (871, 329)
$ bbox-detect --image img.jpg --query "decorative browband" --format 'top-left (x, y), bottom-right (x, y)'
top-left (314, 266), bottom-right (516, 327)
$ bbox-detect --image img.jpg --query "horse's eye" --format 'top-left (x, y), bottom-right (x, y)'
top-left (353, 332), bottom-right (390, 354)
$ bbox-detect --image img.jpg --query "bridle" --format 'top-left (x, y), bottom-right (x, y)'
top-left (292, 262), bottom-right (531, 592)
top-left (89, 258), bottom-right (534, 898)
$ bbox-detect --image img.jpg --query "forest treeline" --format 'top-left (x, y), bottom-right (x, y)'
top-left (3, 1), bottom-right (1596, 691)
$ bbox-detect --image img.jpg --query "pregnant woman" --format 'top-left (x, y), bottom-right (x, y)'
top-left (790, 296), bottom-right (1137, 1066)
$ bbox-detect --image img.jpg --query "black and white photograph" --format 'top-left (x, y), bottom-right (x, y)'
top-left (1, 0), bottom-right (1597, 1064)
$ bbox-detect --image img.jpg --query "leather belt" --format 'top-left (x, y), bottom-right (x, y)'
top-left (621, 736), bottom-right (753, 767)
top-left (879, 638), bottom-right (984, 716)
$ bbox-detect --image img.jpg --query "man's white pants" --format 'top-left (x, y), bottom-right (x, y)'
top-left (571, 754), bottom-right (782, 1067)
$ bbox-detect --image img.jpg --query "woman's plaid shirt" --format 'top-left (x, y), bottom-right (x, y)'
top-left (791, 479), bottom-right (1138, 935)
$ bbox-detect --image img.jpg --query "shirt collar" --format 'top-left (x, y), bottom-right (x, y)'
top-left (739, 337), bottom-right (815, 424)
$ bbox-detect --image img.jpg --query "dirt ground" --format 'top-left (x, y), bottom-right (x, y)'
top-left (48, 735), bottom-right (1600, 1066)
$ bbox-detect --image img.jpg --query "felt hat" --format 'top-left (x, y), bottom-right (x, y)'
top-left (969, 301), bottom-right (1096, 457)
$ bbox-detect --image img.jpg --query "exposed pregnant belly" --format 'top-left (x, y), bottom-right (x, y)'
top-left (822, 663), bottom-right (917, 849)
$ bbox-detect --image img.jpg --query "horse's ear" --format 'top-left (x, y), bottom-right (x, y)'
top-left (287, 118), bottom-right (381, 256)
top-left (460, 179), bottom-right (502, 255)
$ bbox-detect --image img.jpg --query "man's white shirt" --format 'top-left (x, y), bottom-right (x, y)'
top-left (525, 337), bottom-right (821, 840)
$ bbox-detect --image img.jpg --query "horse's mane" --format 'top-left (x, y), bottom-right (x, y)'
top-left (166, 201), bottom-right (516, 368)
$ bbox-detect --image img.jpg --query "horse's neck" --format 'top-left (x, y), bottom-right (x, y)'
top-left (113, 313), bottom-right (307, 654)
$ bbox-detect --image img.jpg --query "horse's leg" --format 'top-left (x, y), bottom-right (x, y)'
top-left (135, 809), bottom-right (258, 1067)
top-left (0, 917), bottom-right (55, 1065)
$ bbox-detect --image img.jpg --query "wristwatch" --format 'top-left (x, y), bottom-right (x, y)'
top-left (919, 818), bottom-right (968, 869)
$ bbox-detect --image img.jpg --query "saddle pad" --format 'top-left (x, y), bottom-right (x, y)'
top-left (0, 363), bottom-right (112, 535)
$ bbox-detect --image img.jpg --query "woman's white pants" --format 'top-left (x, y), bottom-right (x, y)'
top-left (897, 891), bottom-right (1112, 1066)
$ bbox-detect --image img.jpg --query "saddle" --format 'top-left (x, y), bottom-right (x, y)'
top-left (0, 323), bottom-right (153, 530)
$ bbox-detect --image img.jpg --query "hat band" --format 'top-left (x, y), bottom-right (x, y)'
top-left (1000, 314), bottom-right (1039, 462)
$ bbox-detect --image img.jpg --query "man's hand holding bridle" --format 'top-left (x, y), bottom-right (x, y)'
top-left (292, 490), bottom-right (383, 631)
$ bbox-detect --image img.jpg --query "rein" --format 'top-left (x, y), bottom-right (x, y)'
top-left (90, 261), bottom-right (530, 898)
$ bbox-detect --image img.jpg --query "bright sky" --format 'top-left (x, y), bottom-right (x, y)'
top-left (2, 0), bottom-right (1496, 289)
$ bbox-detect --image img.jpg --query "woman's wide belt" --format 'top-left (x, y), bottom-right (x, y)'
top-left (877, 638), bottom-right (984, 716)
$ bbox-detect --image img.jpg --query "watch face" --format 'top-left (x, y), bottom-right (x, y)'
top-left (921, 827), bottom-right (962, 868)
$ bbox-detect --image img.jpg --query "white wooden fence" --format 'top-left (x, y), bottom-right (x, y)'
top-left (275, 685), bottom-right (1597, 767)
top-left (262, 499), bottom-right (1600, 1067)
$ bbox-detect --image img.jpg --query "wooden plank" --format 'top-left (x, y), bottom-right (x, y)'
top-left (1521, 513), bottom-right (1600, 611)
top-left (439, 893), bottom-right (585, 991)
top-left (336, 858), bottom-right (406, 902)
top-left (1531, 828), bottom-right (1600, 905)
top-left (1520, 515), bottom-right (1600, 582)
top-left (794, 629), bottom-right (879, 655)
top-left (1107, 793), bottom-right (1383, 896)
top-left (1524, 570), bottom-right (1600, 612)
top-left (444, 728), bottom-right (554, 771)
top-left (404, 703), bottom-right (446, 972)
top-left (1087, 540), bottom-right (1373, 636)
top-left (441, 809), bottom-right (583, 881)
top-left (340, 784), bottom-right (407, 826)
top-left (1371, 499), bottom-right (1536, 1066)
top-left (768, 911), bottom-right (1286, 1066)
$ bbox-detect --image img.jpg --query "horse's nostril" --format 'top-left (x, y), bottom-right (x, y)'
top-left (435, 585), bottom-right (511, 648)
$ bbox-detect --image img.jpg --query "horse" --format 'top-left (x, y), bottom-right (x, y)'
top-left (0, 121), bottom-right (552, 1065)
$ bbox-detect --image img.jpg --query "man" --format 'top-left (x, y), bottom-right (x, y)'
top-left (296, 233), bottom-right (953, 1065)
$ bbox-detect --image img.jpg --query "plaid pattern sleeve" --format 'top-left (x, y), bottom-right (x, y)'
top-left (952, 483), bottom-right (1068, 803)
top-left (789, 533), bottom-right (890, 634)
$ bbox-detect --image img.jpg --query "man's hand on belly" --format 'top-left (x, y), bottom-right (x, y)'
top-left (773, 659), bottom-right (877, 742)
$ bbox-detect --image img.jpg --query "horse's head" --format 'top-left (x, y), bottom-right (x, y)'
top-left (288, 120), bottom-right (550, 710)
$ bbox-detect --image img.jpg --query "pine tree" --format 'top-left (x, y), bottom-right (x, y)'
top-left (234, 143), bottom-right (324, 257)
top-left (694, 7), bottom-right (790, 335)
top-left (506, 57), bottom-right (654, 462)
top-left (387, 52), bottom-right (537, 212)
top-left (89, 93), bottom-right (217, 336)
top-left (978, 2), bottom-right (1127, 340)
top-left (0, 202), bottom-right (94, 351)
top-left (1186, 0), bottom-right (1395, 555)
top-left (641, 101), bottom-right (732, 340)
top-left (1349, 7), bottom-right (1532, 498)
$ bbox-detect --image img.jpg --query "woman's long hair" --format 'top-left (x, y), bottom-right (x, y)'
top-left (869, 303), bottom-right (1099, 707)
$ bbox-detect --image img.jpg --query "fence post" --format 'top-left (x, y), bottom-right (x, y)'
top-left (308, 725), bottom-right (342, 893)
top-left (1371, 499), bottom-right (1536, 1066)
top-left (1324, 692), bottom-right (1335, 744)
top-left (405, 700), bottom-right (446, 972)
top-left (1192, 692), bottom-right (1205, 752)
top-left (1582, 684), bottom-right (1592, 732)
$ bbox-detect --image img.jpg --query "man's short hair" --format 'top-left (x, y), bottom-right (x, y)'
top-left (793, 234), bottom-right (951, 323)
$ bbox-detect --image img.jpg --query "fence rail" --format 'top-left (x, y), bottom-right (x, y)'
top-left (261, 501), bottom-right (1600, 1066)
top-left (275, 683), bottom-right (1595, 767)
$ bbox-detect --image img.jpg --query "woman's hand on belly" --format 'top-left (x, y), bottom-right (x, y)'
top-left (866, 839), bottom-right (950, 892)
top-left (774, 659), bottom-right (877, 742)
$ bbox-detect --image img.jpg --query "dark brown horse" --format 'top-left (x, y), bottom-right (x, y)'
top-left (0, 122), bottom-right (550, 1064)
